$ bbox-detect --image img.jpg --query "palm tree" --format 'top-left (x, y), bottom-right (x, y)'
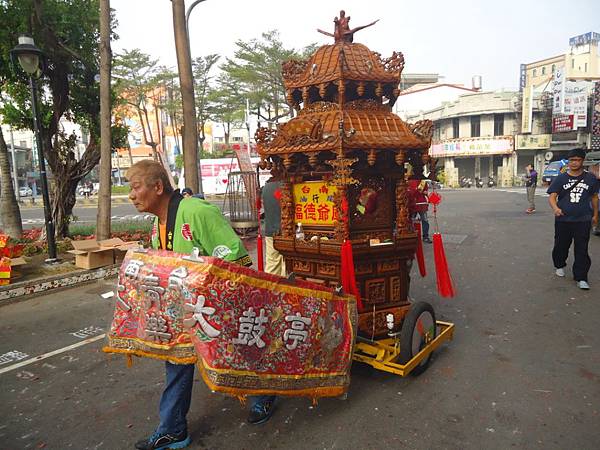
top-left (96, 0), bottom-right (112, 240)
top-left (0, 128), bottom-right (23, 238)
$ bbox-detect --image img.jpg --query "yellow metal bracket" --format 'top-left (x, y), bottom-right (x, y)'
top-left (352, 321), bottom-right (455, 376)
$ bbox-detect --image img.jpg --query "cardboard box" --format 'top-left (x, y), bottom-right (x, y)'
top-left (68, 238), bottom-right (138, 269)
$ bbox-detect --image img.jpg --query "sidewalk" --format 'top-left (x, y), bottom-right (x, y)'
top-left (0, 234), bottom-right (258, 304)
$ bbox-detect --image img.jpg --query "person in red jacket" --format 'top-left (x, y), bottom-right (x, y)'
top-left (408, 179), bottom-right (431, 243)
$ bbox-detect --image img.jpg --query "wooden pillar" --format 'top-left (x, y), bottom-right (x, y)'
top-left (279, 181), bottom-right (294, 238)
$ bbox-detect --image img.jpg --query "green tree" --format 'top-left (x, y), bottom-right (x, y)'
top-left (0, 0), bottom-right (127, 238)
top-left (208, 72), bottom-right (245, 147)
top-left (113, 49), bottom-right (161, 160)
top-left (222, 30), bottom-right (317, 125)
top-left (192, 54), bottom-right (219, 155)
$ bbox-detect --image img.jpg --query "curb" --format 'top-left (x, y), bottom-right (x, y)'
top-left (18, 197), bottom-right (131, 209)
top-left (0, 264), bottom-right (119, 305)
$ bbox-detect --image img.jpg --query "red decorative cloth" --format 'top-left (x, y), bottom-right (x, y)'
top-left (104, 249), bottom-right (357, 399)
top-left (414, 221), bottom-right (427, 277)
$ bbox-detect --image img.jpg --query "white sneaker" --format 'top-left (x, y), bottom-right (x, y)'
top-left (555, 268), bottom-right (565, 277)
top-left (577, 280), bottom-right (590, 290)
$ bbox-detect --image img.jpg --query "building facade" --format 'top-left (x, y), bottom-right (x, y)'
top-left (407, 90), bottom-right (551, 187)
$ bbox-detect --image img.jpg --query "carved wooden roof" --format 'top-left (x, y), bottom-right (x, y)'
top-left (257, 101), bottom-right (431, 155)
top-left (283, 43), bottom-right (404, 89)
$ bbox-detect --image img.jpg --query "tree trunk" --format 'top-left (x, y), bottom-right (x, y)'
top-left (172, 0), bottom-right (199, 193)
top-left (127, 147), bottom-right (134, 167)
top-left (52, 176), bottom-right (78, 238)
top-left (0, 129), bottom-right (23, 238)
top-left (96, 0), bottom-right (112, 240)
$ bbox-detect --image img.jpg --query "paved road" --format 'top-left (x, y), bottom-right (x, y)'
top-left (1, 190), bottom-right (599, 449)
top-left (19, 196), bottom-right (230, 228)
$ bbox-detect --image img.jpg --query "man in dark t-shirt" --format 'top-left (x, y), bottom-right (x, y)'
top-left (547, 148), bottom-right (599, 289)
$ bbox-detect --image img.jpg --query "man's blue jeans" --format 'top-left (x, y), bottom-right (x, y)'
top-left (157, 362), bottom-right (195, 435)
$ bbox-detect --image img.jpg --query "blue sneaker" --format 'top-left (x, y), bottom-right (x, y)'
top-left (135, 431), bottom-right (191, 450)
top-left (247, 398), bottom-right (276, 425)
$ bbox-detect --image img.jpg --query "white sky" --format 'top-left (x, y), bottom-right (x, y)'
top-left (112, 0), bottom-right (600, 91)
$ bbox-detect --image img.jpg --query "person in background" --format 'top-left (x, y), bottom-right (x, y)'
top-left (243, 178), bottom-right (283, 425)
top-left (127, 160), bottom-right (252, 450)
top-left (525, 164), bottom-right (538, 214)
top-left (547, 148), bottom-right (599, 290)
top-left (181, 187), bottom-right (193, 198)
top-left (408, 179), bottom-right (431, 243)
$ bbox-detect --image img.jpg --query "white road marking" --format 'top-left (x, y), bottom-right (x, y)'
top-left (494, 189), bottom-right (549, 197)
top-left (0, 334), bottom-right (106, 375)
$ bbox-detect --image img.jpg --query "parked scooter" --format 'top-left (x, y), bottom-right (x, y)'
top-left (487, 176), bottom-right (496, 188)
top-left (459, 176), bottom-right (472, 188)
top-left (475, 177), bottom-right (484, 188)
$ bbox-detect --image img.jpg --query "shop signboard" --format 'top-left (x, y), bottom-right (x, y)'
top-left (521, 85), bottom-right (533, 133)
top-left (592, 82), bottom-right (600, 150)
top-left (552, 69), bottom-right (565, 115)
top-left (552, 114), bottom-right (576, 133)
top-left (563, 82), bottom-right (588, 127)
top-left (519, 64), bottom-right (526, 92)
top-left (516, 134), bottom-right (551, 150)
top-left (431, 137), bottom-right (514, 158)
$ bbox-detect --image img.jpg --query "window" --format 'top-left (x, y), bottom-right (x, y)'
top-left (20, 140), bottom-right (27, 148)
top-left (585, 62), bottom-right (588, 72)
top-left (541, 66), bottom-right (546, 75)
top-left (572, 59), bottom-right (575, 68)
top-left (533, 68), bottom-right (537, 77)
top-left (551, 64), bottom-right (556, 73)
top-left (470, 116), bottom-right (480, 137)
top-left (452, 118), bottom-right (460, 139)
top-left (494, 114), bottom-right (504, 136)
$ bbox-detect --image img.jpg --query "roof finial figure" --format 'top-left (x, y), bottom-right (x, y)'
top-left (317, 10), bottom-right (379, 43)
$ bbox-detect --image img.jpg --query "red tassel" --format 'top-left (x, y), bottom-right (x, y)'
top-left (414, 221), bottom-right (426, 277)
top-left (341, 239), bottom-right (363, 311)
top-left (256, 233), bottom-right (264, 272)
top-left (433, 233), bottom-right (455, 298)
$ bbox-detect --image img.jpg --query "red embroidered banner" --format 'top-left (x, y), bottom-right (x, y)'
top-left (104, 249), bottom-right (357, 398)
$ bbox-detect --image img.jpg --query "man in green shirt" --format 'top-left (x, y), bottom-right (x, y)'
top-left (127, 160), bottom-right (251, 450)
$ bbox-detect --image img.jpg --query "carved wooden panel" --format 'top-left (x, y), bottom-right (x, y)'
top-left (377, 260), bottom-right (400, 273)
top-left (390, 276), bottom-right (401, 302)
top-left (292, 259), bottom-right (312, 274)
top-left (355, 263), bottom-right (373, 275)
top-left (317, 262), bottom-right (337, 277)
top-left (365, 278), bottom-right (386, 304)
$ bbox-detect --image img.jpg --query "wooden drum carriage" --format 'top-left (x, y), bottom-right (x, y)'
top-left (256, 13), bottom-right (454, 376)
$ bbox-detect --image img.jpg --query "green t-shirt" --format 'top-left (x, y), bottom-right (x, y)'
top-left (151, 193), bottom-right (252, 267)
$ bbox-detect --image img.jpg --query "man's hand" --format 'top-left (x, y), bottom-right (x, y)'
top-left (553, 207), bottom-right (564, 217)
top-left (593, 214), bottom-right (599, 227)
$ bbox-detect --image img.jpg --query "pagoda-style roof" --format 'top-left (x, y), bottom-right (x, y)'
top-left (257, 12), bottom-right (433, 170)
top-left (283, 43), bottom-right (404, 90)
top-left (257, 100), bottom-right (431, 155)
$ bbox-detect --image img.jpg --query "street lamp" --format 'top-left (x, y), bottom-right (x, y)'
top-left (10, 35), bottom-right (58, 263)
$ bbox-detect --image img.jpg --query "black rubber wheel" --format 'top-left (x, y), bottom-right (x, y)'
top-left (399, 301), bottom-right (437, 376)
